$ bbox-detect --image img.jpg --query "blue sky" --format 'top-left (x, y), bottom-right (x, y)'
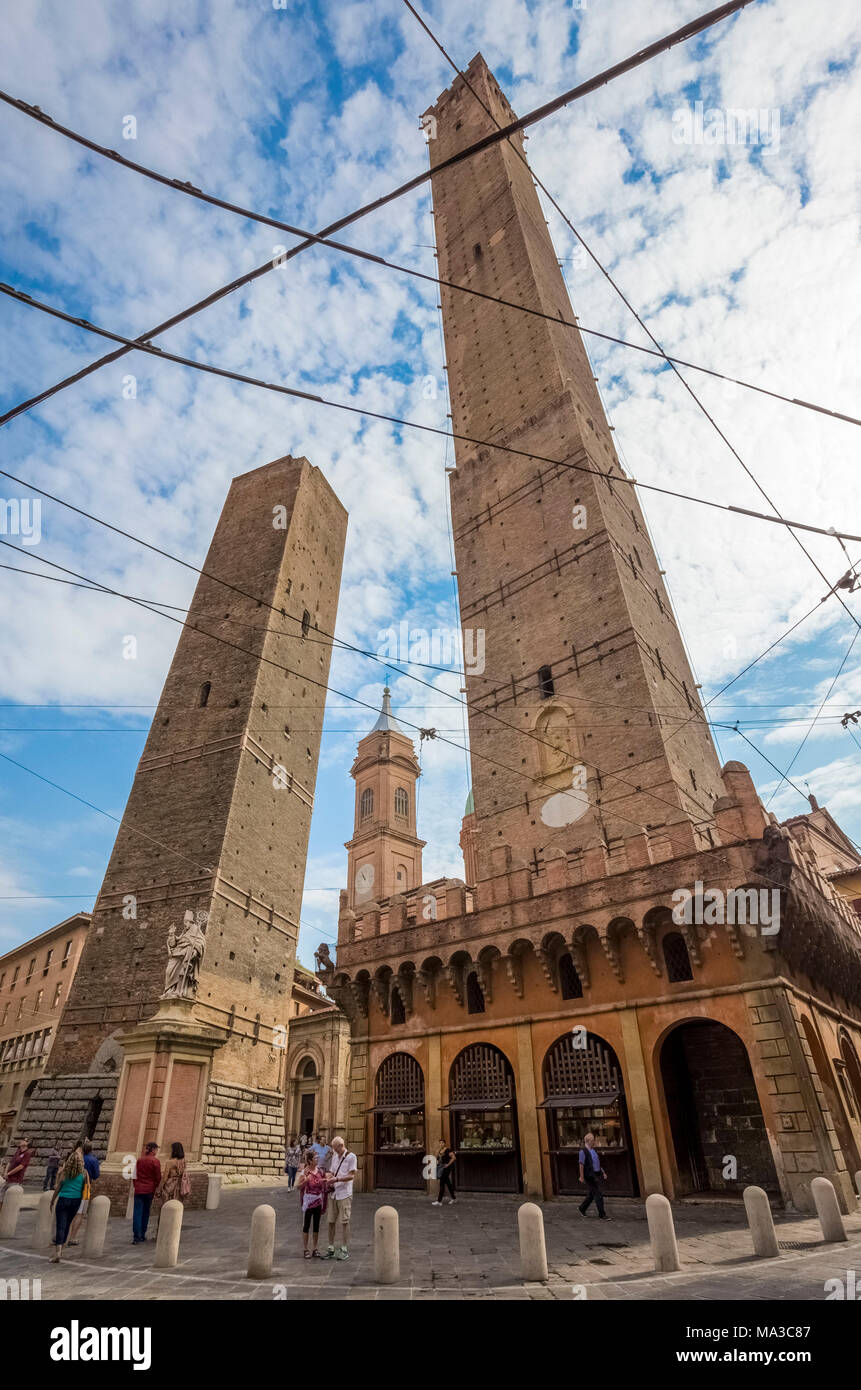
top-left (1, 0), bottom-right (860, 970)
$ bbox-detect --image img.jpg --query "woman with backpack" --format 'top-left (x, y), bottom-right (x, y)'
top-left (157, 1141), bottom-right (191, 1206)
top-left (296, 1147), bottom-right (328, 1258)
top-left (50, 1142), bottom-right (88, 1262)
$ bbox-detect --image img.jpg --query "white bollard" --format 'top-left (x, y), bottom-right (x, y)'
top-left (743, 1185), bottom-right (780, 1259)
top-left (247, 1203), bottom-right (276, 1279)
top-left (206, 1173), bottom-right (222, 1211)
top-left (155, 1199), bottom-right (183, 1268)
top-left (33, 1191), bottom-right (54, 1248)
top-left (645, 1192), bottom-right (681, 1272)
top-left (0, 1185), bottom-right (24, 1238)
top-left (518, 1202), bottom-right (548, 1281)
top-left (83, 1195), bottom-right (111, 1257)
top-left (811, 1177), bottom-right (847, 1243)
top-left (125, 1184), bottom-right (135, 1220)
top-left (374, 1205), bottom-right (400, 1285)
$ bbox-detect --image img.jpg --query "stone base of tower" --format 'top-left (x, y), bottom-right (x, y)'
top-left (199, 1080), bottom-right (285, 1174)
top-left (19, 1072), bottom-right (119, 1185)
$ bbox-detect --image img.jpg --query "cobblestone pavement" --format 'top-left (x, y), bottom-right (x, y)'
top-left (1, 1183), bottom-right (860, 1300)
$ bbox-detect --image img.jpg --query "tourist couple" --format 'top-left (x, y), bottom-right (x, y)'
top-left (296, 1135), bottom-right (357, 1260)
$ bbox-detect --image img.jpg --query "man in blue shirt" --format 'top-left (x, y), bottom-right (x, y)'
top-left (578, 1132), bottom-right (609, 1220)
top-left (69, 1139), bottom-right (101, 1245)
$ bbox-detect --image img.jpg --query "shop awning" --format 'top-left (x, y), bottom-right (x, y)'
top-left (440, 1098), bottom-right (512, 1111)
top-left (365, 1103), bottom-right (425, 1114)
top-left (538, 1092), bottom-right (619, 1109)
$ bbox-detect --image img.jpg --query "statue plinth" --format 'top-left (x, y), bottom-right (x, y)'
top-left (104, 993), bottom-right (228, 1169)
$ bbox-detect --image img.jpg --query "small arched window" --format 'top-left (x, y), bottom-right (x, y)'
top-left (360, 788), bottom-right (374, 820)
top-left (199, 681), bottom-right (211, 707)
top-left (538, 665), bottom-right (555, 698)
top-left (466, 971), bottom-right (485, 1015)
top-left (558, 952), bottom-right (583, 1000)
top-left (662, 932), bottom-right (693, 982)
top-left (390, 987), bottom-right (406, 1025)
top-left (301, 1057), bottom-right (317, 1078)
top-left (394, 786), bottom-right (408, 818)
top-left (301, 609), bottom-right (311, 637)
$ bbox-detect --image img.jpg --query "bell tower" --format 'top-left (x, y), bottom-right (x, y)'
top-left (345, 688), bottom-right (425, 908)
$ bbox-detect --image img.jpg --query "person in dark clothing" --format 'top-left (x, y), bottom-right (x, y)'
top-left (43, 1143), bottom-right (61, 1191)
top-left (132, 1142), bottom-right (161, 1244)
top-left (431, 1142), bottom-right (456, 1205)
top-left (578, 1132), bottom-right (609, 1219)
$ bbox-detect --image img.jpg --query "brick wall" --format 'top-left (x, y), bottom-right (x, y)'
top-left (199, 1081), bottom-right (283, 1173)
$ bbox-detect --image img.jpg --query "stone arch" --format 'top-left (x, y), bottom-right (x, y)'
top-left (287, 1040), bottom-right (326, 1081)
top-left (541, 1027), bottom-right (637, 1195)
top-left (838, 1030), bottom-right (861, 1118)
top-left (447, 1041), bottom-right (521, 1192)
top-left (656, 1017), bottom-right (780, 1197)
top-left (533, 699), bottom-right (580, 788)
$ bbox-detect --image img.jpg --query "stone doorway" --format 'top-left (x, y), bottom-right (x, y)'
top-left (660, 1019), bottom-right (779, 1196)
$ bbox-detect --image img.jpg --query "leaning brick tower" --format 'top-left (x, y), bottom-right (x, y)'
top-left (23, 455), bottom-right (347, 1176)
top-left (424, 56), bottom-right (725, 884)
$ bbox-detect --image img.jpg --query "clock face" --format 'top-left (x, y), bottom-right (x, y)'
top-left (355, 863), bottom-right (375, 897)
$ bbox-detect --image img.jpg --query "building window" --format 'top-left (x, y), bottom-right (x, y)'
top-left (394, 786), bottom-right (408, 818)
top-left (0, 1004), bottom-right (8, 1026)
top-left (62, 940), bottom-right (73, 966)
top-left (26, 958), bottom-right (35, 983)
top-left (301, 1057), bottom-right (317, 1078)
top-left (42, 950), bottom-right (53, 976)
top-left (0, 973), bottom-right (4, 989)
top-left (16, 998), bottom-right (25, 1020)
top-left (52, 984), bottom-right (62, 1008)
top-left (466, 971), bottom-right (486, 1015)
top-left (11, 966), bottom-right (19, 988)
top-left (559, 952), bottom-right (583, 1000)
top-left (662, 932), bottom-right (693, 983)
top-left (35, 989), bottom-right (43, 1012)
top-left (538, 665), bottom-right (555, 698)
top-left (199, 681), bottom-right (211, 707)
top-left (360, 788), bottom-right (374, 820)
top-left (301, 609), bottom-right (311, 637)
top-left (390, 987), bottom-right (406, 1026)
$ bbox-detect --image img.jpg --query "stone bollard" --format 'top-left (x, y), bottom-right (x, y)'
top-left (811, 1177), bottom-right (847, 1243)
top-left (855, 1171), bottom-right (861, 1202)
top-left (374, 1205), bottom-right (399, 1285)
top-left (155, 1199), bottom-right (183, 1269)
top-left (33, 1192), bottom-right (54, 1249)
top-left (247, 1204), bottom-right (276, 1280)
top-left (206, 1173), bottom-right (222, 1211)
top-left (125, 1184), bottom-right (135, 1221)
top-left (518, 1202), bottom-right (548, 1282)
top-left (645, 1193), bottom-right (681, 1273)
top-left (83, 1195), bottom-right (111, 1257)
top-left (743, 1186), bottom-right (779, 1259)
top-left (0, 1185), bottom-right (24, 1238)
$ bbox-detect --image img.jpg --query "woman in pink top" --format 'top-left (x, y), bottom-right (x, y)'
top-left (296, 1149), bottom-right (328, 1258)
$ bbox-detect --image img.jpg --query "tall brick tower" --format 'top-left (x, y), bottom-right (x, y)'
top-left (424, 57), bottom-right (725, 883)
top-left (24, 455), bottom-right (347, 1176)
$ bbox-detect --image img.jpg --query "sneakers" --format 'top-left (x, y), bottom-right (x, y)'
top-left (324, 1245), bottom-right (337, 1259)
top-left (335, 1247), bottom-right (349, 1260)
top-left (431, 1200), bottom-right (442, 1206)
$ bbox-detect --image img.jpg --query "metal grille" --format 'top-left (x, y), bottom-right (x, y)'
top-left (375, 1051), bottom-right (424, 1107)
top-left (663, 931), bottom-right (693, 982)
top-left (450, 1043), bottom-right (513, 1103)
top-left (543, 1032), bottom-right (622, 1098)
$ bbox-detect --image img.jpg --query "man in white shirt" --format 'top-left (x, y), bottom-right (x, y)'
top-left (324, 1135), bottom-right (357, 1261)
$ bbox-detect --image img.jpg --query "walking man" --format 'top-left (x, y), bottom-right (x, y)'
top-left (43, 1141), bottom-right (61, 1191)
top-left (324, 1135), bottom-right (357, 1260)
top-left (578, 1132), bottom-right (608, 1220)
top-left (0, 1136), bottom-right (32, 1207)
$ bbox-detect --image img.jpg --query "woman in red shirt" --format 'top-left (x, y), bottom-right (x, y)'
top-left (296, 1149), bottom-right (328, 1259)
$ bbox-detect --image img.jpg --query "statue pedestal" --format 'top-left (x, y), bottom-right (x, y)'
top-left (104, 996), bottom-right (228, 1169)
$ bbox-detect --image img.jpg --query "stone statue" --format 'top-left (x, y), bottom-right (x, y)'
top-left (314, 942), bottom-right (333, 974)
top-left (161, 911), bottom-right (207, 1000)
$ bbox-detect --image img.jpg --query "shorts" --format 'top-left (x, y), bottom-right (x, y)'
top-left (330, 1196), bottom-right (352, 1223)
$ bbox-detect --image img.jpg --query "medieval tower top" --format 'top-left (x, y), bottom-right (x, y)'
top-left (425, 55), bottom-right (726, 884)
top-left (345, 687), bottom-right (426, 910)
